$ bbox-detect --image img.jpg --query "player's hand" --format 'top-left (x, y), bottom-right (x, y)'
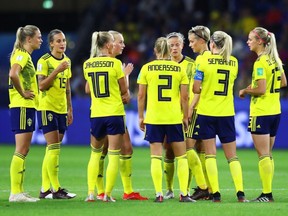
top-left (188, 106), bottom-right (193, 123)
top-left (122, 92), bottom-right (130, 104)
top-left (183, 118), bottom-right (188, 132)
top-left (239, 89), bottom-right (246, 98)
top-left (67, 108), bottom-right (73, 125)
top-left (56, 61), bottom-right (70, 73)
top-left (22, 90), bottom-right (35, 100)
top-left (139, 118), bottom-right (145, 131)
top-left (123, 63), bottom-right (134, 76)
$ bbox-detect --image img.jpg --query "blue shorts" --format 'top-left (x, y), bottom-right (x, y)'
top-left (192, 114), bottom-right (236, 143)
top-left (248, 114), bottom-right (280, 136)
top-left (90, 116), bottom-right (125, 139)
top-left (10, 107), bottom-right (36, 134)
top-left (37, 110), bottom-right (67, 134)
top-left (145, 124), bottom-right (185, 143)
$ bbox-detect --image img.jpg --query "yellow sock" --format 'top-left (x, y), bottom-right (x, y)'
top-left (105, 149), bottom-right (120, 196)
top-left (187, 169), bottom-right (193, 193)
top-left (187, 148), bottom-right (207, 189)
top-left (120, 154), bottom-right (133, 194)
top-left (176, 154), bottom-right (189, 196)
top-left (10, 152), bottom-right (25, 194)
top-left (259, 156), bottom-right (272, 193)
top-left (47, 143), bottom-right (61, 191)
top-left (41, 147), bottom-right (50, 192)
top-left (205, 155), bottom-right (219, 193)
top-left (87, 145), bottom-right (103, 195)
top-left (151, 155), bottom-right (163, 195)
top-left (270, 156), bottom-right (274, 183)
top-left (228, 157), bottom-right (243, 192)
top-left (199, 151), bottom-right (211, 191)
top-left (96, 154), bottom-right (105, 195)
top-left (163, 158), bottom-right (174, 191)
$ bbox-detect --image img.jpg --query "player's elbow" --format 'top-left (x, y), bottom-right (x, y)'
top-left (193, 86), bottom-right (201, 94)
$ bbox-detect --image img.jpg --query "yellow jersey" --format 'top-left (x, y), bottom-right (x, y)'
top-left (137, 59), bottom-right (189, 124)
top-left (250, 55), bottom-right (282, 116)
top-left (83, 56), bottom-right (125, 117)
top-left (196, 53), bottom-right (238, 116)
top-left (36, 53), bottom-right (72, 113)
top-left (8, 48), bottom-right (38, 108)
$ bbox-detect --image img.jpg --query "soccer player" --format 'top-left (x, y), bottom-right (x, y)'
top-left (84, 31), bottom-right (130, 202)
top-left (163, 32), bottom-right (208, 200)
top-left (193, 31), bottom-right (248, 202)
top-left (138, 37), bottom-right (195, 203)
top-left (239, 27), bottom-right (287, 202)
top-left (187, 26), bottom-right (212, 199)
top-left (37, 29), bottom-right (76, 199)
top-left (95, 30), bottom-right (148, 201)
top-left (8, 25), bottom-right (42, 202)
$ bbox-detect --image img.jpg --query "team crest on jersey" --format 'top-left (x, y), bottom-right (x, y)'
top-left (37, 63), bottom-right (43, 71)
top-left (257, 68), bottom-right (263, 76)
top-left (48, 113), bottom-right (53, 121)
top-left (27, 118), bottom-right (32, 126)
top-left (16, 55), bottom-right (23, 61)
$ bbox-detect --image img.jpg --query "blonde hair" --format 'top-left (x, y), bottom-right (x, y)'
top-left (90, 31), bottom-right (113, 58)
top-left (108, 30), bottom-right (121, 37)
top-left (12, 25), bottom-right (39, 54)
top-left (188, 25), bottom-right (210, 42)
top-left (154, 37), bottom-right (170, 59)
top-left (166, 32), bottom-right (185, 44)
top-left (211, 31), bottom-right (232, 61)
top-left (252, 27), bottom-right (283, 71)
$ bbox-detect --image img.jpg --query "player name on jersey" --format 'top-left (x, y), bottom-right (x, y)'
top-left (84, 60), bottom-right (114, 69)
top-left (208, 58), bottom-right (236, 66)
top-left (148, 64), bottom-right (181, 71)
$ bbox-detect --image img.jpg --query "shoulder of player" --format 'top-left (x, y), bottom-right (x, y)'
top-left (38, 53), bottom-right (52, 61)
top-left (182, 56), bottom-right (195, 63)
top-left (13, 48), bottom-right (30, 58)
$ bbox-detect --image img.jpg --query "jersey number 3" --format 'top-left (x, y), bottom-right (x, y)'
top-left (214, 69), bottom-right (229, 96)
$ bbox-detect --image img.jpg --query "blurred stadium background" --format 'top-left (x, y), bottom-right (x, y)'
top-left (0, 0), bottom-right (287, 147)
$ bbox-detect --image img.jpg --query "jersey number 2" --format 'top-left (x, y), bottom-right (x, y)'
top-left (158, 75), bottom-right (172, 101)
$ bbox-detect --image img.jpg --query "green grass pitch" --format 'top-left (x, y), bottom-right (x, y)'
top-left (0, 144), bottom-right (287, 216)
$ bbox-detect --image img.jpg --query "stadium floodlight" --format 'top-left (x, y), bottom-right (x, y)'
top-left (42, 0), bottom-right (53, 9)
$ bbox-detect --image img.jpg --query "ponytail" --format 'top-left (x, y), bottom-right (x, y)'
top-left (12, 25), bottom-right (39, 54)
top-left (90, 31), bottom-right (113, 58)
top-left (252, 27), bottom-right (283, 72)
top-left (154, 37), bottom-right (170, 59)
top-left (211, 31), bottom-right (232, 62)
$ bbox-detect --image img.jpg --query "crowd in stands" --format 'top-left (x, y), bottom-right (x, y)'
top-left (70, 0), bottom-right (288, 98)
top-left (1, 0), bottom-right (288, 101)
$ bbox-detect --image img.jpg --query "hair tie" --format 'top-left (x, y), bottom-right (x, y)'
top-left (253, 30), bottom-right (266, 44)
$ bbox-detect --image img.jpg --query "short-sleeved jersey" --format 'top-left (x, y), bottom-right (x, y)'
top-left (179, 56), bottom-right (195, 100)
top-left (83, 56), bottom-right (125, 117)
top-left (250, 55), bottom-right (283, 116)
top-left (8, 48), bottom-right (38, 109)
top-left (36, 53), bottom-right (72, 114)
top-left (189, 51), bottom-right (211, 105)
top-left (196, 53), bottom-right (238, 116)
top-left (137, 59), bottom-right (189, 124)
